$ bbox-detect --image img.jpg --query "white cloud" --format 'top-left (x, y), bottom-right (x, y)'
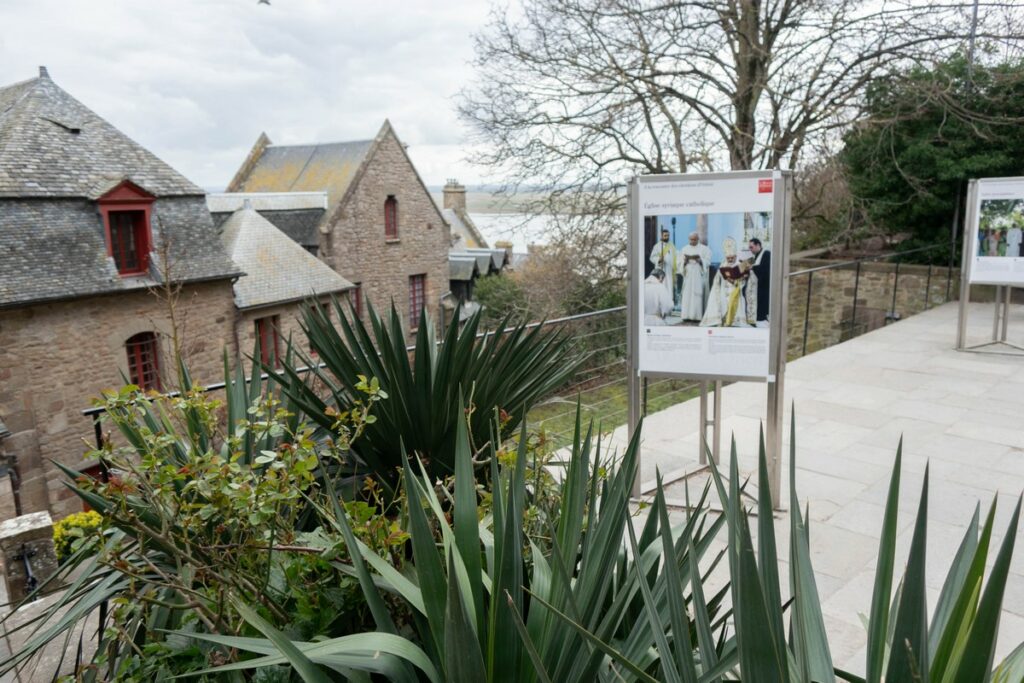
top-left (0, 0), bottom-right (494, 188)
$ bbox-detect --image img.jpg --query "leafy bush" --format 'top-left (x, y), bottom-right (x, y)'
top-left (52, 510), bottom-right (102, 563)
top-left (275, 300), bottom-right (583, 492)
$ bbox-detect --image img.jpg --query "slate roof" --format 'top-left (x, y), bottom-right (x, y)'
top-left (449, 254), bottom-right (480, 282)
top-left (206, 192), bottom-right (328, 213)
top-left (457, 248), bottom-right (509, 274)
top-left (208, 192), bottom-right (325, 250)
top-left (0, 69), bottom-right (241, 308)
top-left (220, 207), bottom-right (353, 309)
top-left (229, 139), bottom-right (374, 207)
top-left (0, 196), bottom-right (242, 308)
top-left (442, 208), bottom-right (489, 249)
top-left (0, 68), bottom-right (203, 197)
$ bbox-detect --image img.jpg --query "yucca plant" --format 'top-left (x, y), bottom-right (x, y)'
top-left (271, 298), bottom-right (583, 491)
top-left (187, 411), bottom-right (1024, 682)
top-left (176, 407), bottom-right (736, 681)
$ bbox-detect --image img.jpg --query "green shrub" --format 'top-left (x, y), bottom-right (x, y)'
top-left (52, 509), bottom-right (102, 563)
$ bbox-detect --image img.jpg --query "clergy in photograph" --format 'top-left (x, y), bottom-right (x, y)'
top-left (700, 238), bottom-right (756, 328)
top-left (649, 228), bottom-right (677, 305)
top-left (1007, 218), bottom-right (1022, 257)
top-left (643, 269), bottom-right (673, 324)
top-left (678, 231), bottom-right (711, 321)
top-left (748, 238), bottom-right (771, 324)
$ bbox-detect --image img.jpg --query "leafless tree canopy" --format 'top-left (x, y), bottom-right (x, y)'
top-left (459, 0), bottom-right (1024, 278)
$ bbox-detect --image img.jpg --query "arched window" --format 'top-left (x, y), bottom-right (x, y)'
top-left (384, 195), bottom-right (398, 239)
top-left (125, 332), bottom-right (161, 391)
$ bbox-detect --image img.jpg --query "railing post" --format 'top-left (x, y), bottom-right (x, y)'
top-left (851, 261), bottom-right (862, 336)
top-left (924, 264), bottom-right (933, 310)
top-left (889, 258), bottom-right (901, 323)
top-left (802, 271), bottom-right (813, 356)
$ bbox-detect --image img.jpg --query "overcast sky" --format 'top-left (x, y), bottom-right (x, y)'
top-left (0, 0), bottom-right (496, 189)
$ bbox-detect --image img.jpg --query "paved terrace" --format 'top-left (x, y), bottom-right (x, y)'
top-left (617, 301), bottom-right (1024, 674)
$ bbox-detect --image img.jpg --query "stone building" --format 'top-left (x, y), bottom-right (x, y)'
top-left (0, 68), bottom-right (243, 518)
top-left (219, 202), bottom-right (354, 365)
top-left (0, 69), bottom-right (349, 521)
top-left (226, 122), bottom-right (451, 331)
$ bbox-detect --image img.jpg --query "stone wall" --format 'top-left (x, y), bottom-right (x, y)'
top-left (0, 281), bottom-right (236, 519)
top-left (235, 294), bottom-right (351, 372)
top-left (322, 127), bottom-right (450, 332)
top-left (786, 258), bottom-right (961, 357)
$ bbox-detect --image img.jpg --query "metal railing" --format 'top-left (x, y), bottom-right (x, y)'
top-left (79, 243), bottom-right (957, 449)
top-left (790, 243), bottom-right (955, 358)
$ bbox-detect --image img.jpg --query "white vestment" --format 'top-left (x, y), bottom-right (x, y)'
top-left (1008, 227), bottom-right (1022, 257)
top-left (649, 241), bottom-right (677, 304)
top-left (677, 243), bottom-right (711, 321)
top-left (699, 266), bottom-right (755, 328)
top-left (643, 275), bottom-right (673, 325)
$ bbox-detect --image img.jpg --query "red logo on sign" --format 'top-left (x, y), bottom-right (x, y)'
top-left (758, 179), bottom-right (773, 193)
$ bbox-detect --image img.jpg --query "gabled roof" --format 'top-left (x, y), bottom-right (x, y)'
top-left (228, 137), bottom-right (374, 208)
top-left (457, 248), bottom-right (509, 273)
top-left (0, 68), bottom-right (204, 197)
top-left (220, 207), bottom-right (353, 310)
top-left (443, 208), bottom-right (489, 249)
top-left (449, 254), bottom-right (480, 282)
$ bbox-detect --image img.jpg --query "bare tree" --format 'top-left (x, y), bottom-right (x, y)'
top-left (460, 0), bottom-right (1024, 278)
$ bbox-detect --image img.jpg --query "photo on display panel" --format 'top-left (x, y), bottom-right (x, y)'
top-left (642, 211), bottom-right (772, 329)
top-left (977, 198), bottom-right (1024, 258)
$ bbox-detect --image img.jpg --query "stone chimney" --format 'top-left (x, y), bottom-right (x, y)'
top-left (443, 178), bottom-right (467, 212)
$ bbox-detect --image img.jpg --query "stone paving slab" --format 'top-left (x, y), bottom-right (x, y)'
top-left (616, 301), bottom-right (1024, 675)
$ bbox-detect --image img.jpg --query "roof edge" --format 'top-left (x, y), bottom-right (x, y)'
top-left (226, 132), bottom-right (272, 192)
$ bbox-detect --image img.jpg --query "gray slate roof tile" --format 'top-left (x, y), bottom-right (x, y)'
top-left (0, 69), bottom-right (203, 197)
top-left (0, 69), bottom-right (240, 307)
top-left (220, 207), bottom-right (352, 309)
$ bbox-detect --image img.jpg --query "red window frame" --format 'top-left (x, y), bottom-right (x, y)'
top-left (255, 315), bottom-right (282, 368)
top-left (125, 332), bottom-right (161, 391)
top-left (409, 274), bottom-right (426, 329)
top-left (384, 195), bottom-right (398, 239)
top-left (98, 181), bottom-right (155, 277)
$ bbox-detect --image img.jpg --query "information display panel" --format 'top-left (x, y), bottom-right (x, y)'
top-left (634, 171), bottom-right (785, 380)
top-left (966, 176), bottom-right (1024, 286)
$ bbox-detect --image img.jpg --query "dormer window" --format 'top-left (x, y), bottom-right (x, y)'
top-left (109, 211), bottom-right (148, 274)
top-left (97, 180), bottom-right (155, 277)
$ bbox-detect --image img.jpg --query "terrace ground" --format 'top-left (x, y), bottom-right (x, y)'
top-left (606, 300), bottom-right (1024, 675)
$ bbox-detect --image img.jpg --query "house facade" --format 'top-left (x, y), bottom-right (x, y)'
top-left (226, 122), bottom-right (451, 331)
top-left (0, 69), bottom-right (350, 521)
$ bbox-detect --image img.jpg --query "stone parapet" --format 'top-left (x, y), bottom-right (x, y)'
top-left (0, 511), bottom-right (58, 604)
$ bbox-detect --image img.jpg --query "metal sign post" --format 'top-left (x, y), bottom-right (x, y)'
top-left (956, 177), bottom-right (1024, 355)
top-left (626, 171), bottom-right (791, 509)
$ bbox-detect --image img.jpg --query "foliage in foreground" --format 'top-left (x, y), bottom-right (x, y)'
top-left (274, 299), bottom-right (582, 491)
top-left (3, 356), bottom-right (1024, 680)
top-left (180, 414), bottom-right (1024, 682)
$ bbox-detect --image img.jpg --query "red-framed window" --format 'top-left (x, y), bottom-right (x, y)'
top-left (384, 195), bottom-right (398, 239)
top-left (125, 332), bottom-right (161, 391)
top-left (108, 211), bottom-right (148, 274)
top-left (255, 315), bottom-right (282, 368)
top-left (98, 181), bottom-right (155, 277)
top-left (351, 284), bottom-right (362, 319)
top-left (409, 274), bottom-right (426, 329)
